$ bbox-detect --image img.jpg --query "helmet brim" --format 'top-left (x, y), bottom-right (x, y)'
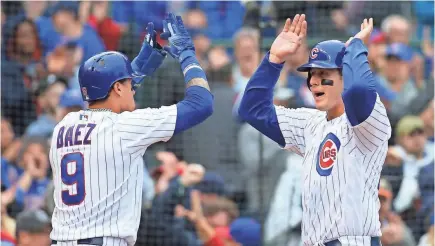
top-left (296, 61), bottom-right (341, 72)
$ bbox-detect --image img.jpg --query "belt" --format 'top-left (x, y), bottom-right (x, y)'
top-left (52, 237), bottom-right (104, 245)
top-left (324, 237), bottom-right (381, 246)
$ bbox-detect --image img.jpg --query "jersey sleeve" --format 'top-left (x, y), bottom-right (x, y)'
top-left (116, 105), bottom-right (177, 154)
top-left (350, 95), bottom-right (392, 154)
top-left (274, 106), bottom-right (316, 156)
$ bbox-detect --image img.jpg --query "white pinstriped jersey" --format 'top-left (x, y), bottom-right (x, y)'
top-left (275, 95), bottom-right (391, 246)
top-left (49, 105), bottom-right (177, 246)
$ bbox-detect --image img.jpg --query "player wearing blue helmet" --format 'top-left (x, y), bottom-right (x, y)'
top-left (239, 14), bottom-right (390, 245)
top-left (49, 14), bottom-right (213, 246)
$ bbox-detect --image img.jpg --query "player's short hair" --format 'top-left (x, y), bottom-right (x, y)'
top-left (87, 78), bottom-right (130, 107)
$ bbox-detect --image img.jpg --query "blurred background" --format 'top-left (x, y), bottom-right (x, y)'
top-left (1, 1), bottom-right (433, 246)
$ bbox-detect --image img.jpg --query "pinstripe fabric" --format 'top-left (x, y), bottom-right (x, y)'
top-left (50, 105), bottom-right (177, 246)
top-left (275, 95), bottom-right (391, 246)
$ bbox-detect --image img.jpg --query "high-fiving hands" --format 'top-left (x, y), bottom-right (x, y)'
top-left (345, 18), bottom-right (374, 47)
top-left (131, 22), bottom-right (167, 78)
top-left (160, 13), bottom-right (195, 61)
top-left (270, 14), bottom-right (307, 64)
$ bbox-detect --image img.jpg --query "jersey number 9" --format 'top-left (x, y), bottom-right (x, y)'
top-left (61, 152), bottom-right (86, 205)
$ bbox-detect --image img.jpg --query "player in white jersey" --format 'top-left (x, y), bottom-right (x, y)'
top-left (238, 14), bottom-right (391, 246)
top-left (49, 13), bottom-right (213, 246)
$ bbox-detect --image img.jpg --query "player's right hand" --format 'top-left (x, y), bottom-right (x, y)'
top-left (131, 22), bottom-right (167, 78)
top-left (160, 13), bottom-right (195, 60)
top-left (345, 18), bottom-right (373, 47)
top-left (270, 14), bottom-right (307, 64)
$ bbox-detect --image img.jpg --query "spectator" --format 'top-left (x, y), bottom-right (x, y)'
top-left (412, 1), bottom-right (434, 42)
top-left (418, 161), bottom-right (434, 223)
top-left (1, 59), bottom-right (37, 136)
top-left (137, 164), bottom-right (205, 246)
top-left (4, 19), bottom-right (43, 69)
top-left (2, 136), bottom-right (50, 211)
top-left (79, 1), bottom-right (122, 51)
top-left (1, 117), bottom-right (16, 154)
top-left (15, 209), bottom-right (51, 246)
top-left (202, 196), bottom-right (239, 229)
top-left (417, 213), bottom-right (434, 246)
top-left (381, 14), bottom-right (426, 87)
top-left (111, 1), bottom-right (167, 35)
top-left (378, 43), bottom-right (420, 126)
top-left (388, 116), bottom-right (434, 213)
top-left (55, 88), bottom-right (86, 122)
top-left (25, 79), bottom-right (67, 139)
top-left (421, 26), bottom-right (434, 81)
top-left (367, 28), bottom-right (387, 73)
top-left (381, 15), bottom-right (411, 45)
top-left (232, 27), bottom-right (261, 93)
top-left (3, 1), bottom-right (61, 56)
top-left (1, 185), bottom-right (16, 246)
top-left (51, 1), bottom-right (105, 63)
top-left (178, 190), bottom-right (241, 246)
top-left (237, 85), bottom-right (293, 214)
top-left (182, 47), bottom-right (242, 198)
top-left (265, 153), bottom-right (303, 246)
top-left (420, 100), bottom-right (434, 142)
top-left (187, 2), bottom-right (245, 40)
top-left (183, 9), bottom-right (211, 69)
top-left (193, 172), bottom-right (228, 202)
top-left (230, 217), bottom-right (261, 246)
top-left (379, 178), bottom-right (416, 246)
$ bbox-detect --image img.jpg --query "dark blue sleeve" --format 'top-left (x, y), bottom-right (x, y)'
top-left (342, 38), bottom-right (377, 126)
top-left (174, 86), bottom-right (213, 135)
top-left (238, 53), bottom-right (285, 147)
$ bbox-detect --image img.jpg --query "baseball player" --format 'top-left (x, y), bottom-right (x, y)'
top-left (238, 14), bottom-right (391, 246)
top-left (49, 13), bottom-right (213, 246)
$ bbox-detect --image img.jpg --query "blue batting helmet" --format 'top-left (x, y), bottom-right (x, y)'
top-left (78, 51), bottom-right (145, 101)
top-left (297, 40), bottom-right (346, 72)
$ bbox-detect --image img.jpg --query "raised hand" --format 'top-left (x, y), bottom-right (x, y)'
top-left (270, 14), bottom-right (307, 64)
top-left (131, 22), bottom-right (167, 78)
top-left (160, 13), bottom-right (195, 60)
top-left (346, 18), bottom-right (373, 46)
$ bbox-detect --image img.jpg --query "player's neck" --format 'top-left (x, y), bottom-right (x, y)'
top-left (326, 103), bottom-right (345, 121)
top-left (88, 100), bottom-right (120, 113)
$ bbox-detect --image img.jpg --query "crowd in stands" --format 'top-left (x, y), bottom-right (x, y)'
top-left (1, 1), bottom-right (433, 246)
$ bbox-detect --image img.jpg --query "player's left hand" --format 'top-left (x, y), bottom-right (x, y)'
top-left (345, 18), bottom-right (373, 47)
top-left (131, 22), bottom-right (167, 78)
top-left (160, 13), bottom-right (195, 60)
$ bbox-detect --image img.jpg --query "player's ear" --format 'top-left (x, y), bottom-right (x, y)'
top-left (112, 81), bottom-right (123, 97)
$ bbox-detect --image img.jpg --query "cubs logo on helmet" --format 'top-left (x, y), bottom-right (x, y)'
top-left (309, 47), bottom-right (330, 62)
top-left (310, 48), bottom-right (319, 59)
top-left (316, 133), bottom-right (341, 176)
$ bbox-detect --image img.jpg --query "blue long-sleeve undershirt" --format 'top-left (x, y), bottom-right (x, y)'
top-left (238, 39), bottom-right (378, 147)
top-left (174, 86), bottom-right (213, 135)
top-left (238, 53), bottom-right (286, 146)
top-left (342, 38), bottom-right (377, 126)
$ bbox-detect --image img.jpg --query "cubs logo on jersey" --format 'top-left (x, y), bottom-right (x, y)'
top-left (316, 133), bottom-right (341, 176)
